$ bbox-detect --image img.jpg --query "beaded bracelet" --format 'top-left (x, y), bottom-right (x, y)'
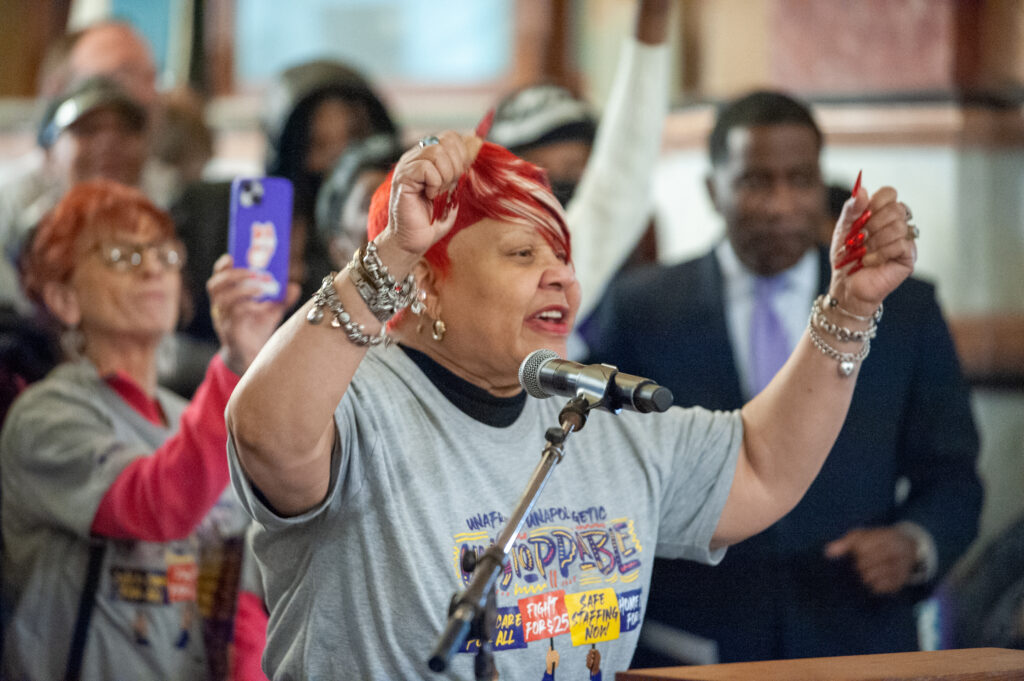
top-left (306, 273), bottom-right (387, 346)
top-left (348, 242), bottom-right (417, 322)
top-left (808, 316), bottom-right (871, 377)
top-left (811, 295), bottom-right (878, 343)
top-left (826, 294), bottom-right (883, 324)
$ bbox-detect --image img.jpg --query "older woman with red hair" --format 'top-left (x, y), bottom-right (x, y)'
top-left (226, 132), bottom-right (916, 680)
top-left (1, 179), bottom-right (296, 681)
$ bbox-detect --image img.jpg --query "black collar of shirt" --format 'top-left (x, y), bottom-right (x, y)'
top-left (400, 345), bottom-right (526, 427)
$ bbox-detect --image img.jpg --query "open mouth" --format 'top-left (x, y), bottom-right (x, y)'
top-left (527, 306), bottom-right (571, 335)
top-left (535, 309), bottom-right (565, 322)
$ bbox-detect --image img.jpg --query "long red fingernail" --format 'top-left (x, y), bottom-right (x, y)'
top-left (848, 208), bottom-right (872, 236)
top-left (847, 262), bottom-right (864, 275)
top-left (851, 170), bottom-right (862, 198)
top-left (835, 246), bottom-right (866, 270)
top-left (845, 230), bottom-right (866, 251)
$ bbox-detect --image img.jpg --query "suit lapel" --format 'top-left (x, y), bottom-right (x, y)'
top-left (816, 245), bottom-right (831, 295)
top-left (700, 253), bottom-right (745, 408)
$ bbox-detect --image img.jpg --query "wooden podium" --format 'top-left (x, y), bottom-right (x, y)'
top-left (615, 648), bottom-right (1024, 681)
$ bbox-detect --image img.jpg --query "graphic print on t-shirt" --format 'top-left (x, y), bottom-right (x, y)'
top-left (454, 504), bottom-right (644, 660)
top-left (106, 543), bottom-right (201, 652)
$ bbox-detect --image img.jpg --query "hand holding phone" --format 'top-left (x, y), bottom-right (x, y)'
top-left (228, 176), bottom-right (293, 301)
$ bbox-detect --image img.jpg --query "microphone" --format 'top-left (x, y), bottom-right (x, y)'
top-left (518, 349), bottom-right (673, 414)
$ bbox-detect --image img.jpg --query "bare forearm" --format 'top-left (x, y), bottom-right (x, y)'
top-left (716, 325), bottom-right (867, 546)
top-left (226, 236), bottom-right (418, 511)
top-left (226, 284), bottom-right (367, 510)
top-left (93, 355), bottom-right (238, 540)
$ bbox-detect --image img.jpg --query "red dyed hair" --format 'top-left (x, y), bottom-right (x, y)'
top-left (366, 140), bottom-right (571, 278)
top-left (22, 179), bottom-right (176, 306)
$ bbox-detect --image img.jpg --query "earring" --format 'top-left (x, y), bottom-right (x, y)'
top-left (431, 318), bottom-right (446, 342)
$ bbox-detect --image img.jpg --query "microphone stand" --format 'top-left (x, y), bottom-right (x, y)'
top-left (427, 392), bottom-right (602, 678)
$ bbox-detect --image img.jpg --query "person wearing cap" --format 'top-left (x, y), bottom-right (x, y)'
top-left (38, 76), bottom-right (150, 191)
top-left (0, 76), bottom-right (149, 320)
top-left (0, 21), bottom-right (160, 314)
top-left (488, 0), bottom-right (673, 357)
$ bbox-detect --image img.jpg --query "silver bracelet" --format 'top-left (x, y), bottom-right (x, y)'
top-left (808, 315), bottom-right (870, 377)
top-left (307, 273), bottom-right (387, 346)
top-left (812, 295), bottom-right (878, 343)
top-left (826, 294), bottom-right (883, 324)
top-left (348, 242), bottom-right (417, 322)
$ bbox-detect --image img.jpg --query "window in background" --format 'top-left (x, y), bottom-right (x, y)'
top-left (104, 0), bottom-right (207, 91)
top-left (234, 0), bottom-right (513, 89)
top-left (107, 0), bottom-right (174, 80)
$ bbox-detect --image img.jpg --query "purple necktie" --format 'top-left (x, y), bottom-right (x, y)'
top-left (749, 275), bottom-right (790, 395)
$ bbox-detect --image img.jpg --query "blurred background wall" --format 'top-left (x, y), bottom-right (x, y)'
top-left (0, 0), bottom-right (1021, 552)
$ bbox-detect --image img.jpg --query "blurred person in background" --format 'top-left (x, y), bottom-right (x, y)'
top-left (934, 512), bottom-right (1024, 650)
top-left (1, 179), bottom-right (297, 680)
top-left (0, 20), bottom-right (164, 314)
top-left (314, 133), bottom-right (404, 270)
top-left (585, 90), bottom-right (982, 665)
top-left (0, 77), bottom-right (151, 427)
top-left (261, 58), bottom-right (399, 299)
top-left (37, 77), bottom-right (150, 193)
top-left (487, 0), bottom-right (672, 357)
top-left (150, 87), bottom-right (215, 209)
top-left (172, 59), bottom-right (398, 371)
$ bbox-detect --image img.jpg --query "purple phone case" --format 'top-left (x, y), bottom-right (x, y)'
top-left (228, 176), bottom-right (293, 301)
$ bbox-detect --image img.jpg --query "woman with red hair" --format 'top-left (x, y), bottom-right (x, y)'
top-left (226, 132), bottom-right (917, 680)
top-left (1, 179), bottom-right (296, 680)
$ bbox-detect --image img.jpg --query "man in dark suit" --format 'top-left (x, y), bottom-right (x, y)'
top-left (584, 90), bottom-right (982, 664)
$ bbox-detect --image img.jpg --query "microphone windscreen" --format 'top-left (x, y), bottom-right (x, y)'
top-left (518, 348), bottom-right (559, 399)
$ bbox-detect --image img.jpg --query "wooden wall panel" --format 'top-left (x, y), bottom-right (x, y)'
top-left (0, 0), bottom-right (71, 96)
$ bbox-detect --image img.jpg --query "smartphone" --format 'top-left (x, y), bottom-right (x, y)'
top-left (228, 176), bottom-right (293, 301)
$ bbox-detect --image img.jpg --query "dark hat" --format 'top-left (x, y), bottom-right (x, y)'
top-left (38, 76), bottom-right (147, 148)
top-left (487, 84), bottom-right (597, 154)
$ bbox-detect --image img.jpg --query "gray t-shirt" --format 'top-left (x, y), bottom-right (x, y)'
top-left (229, 346), bottom-right (741, 681)
top-left (1, 360), bottom-right (247, 681)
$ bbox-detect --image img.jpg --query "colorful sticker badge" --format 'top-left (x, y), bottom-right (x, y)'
top-left (566, 588), bottom-right (621, 647)
top-left (519, 590), bottom-right (570, 642)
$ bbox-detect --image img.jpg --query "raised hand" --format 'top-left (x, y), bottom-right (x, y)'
top-left (207, 253), bottom-right (300, 374)
top-left (385, 131), bottom-right (482, 257)
top-left (828, 180), bottom-right (916, 316)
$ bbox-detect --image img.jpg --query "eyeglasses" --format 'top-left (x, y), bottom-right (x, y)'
top-left (96, 239), bottom-right (186, 271)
